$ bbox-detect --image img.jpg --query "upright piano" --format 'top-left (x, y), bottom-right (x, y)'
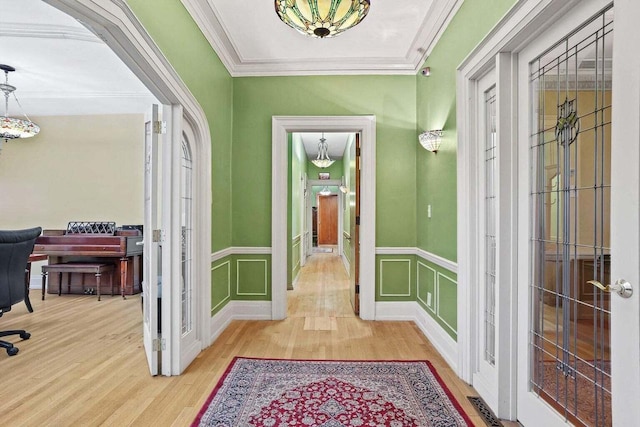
top-left (34, 222), bottom-right (143, 296)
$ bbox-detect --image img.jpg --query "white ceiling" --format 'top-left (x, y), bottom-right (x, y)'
top-left (182, 0), bottom-right (463, 76)
top-left (0, 0), bottom-right (157, 117)
top-left (299, 132), bottom-right (352, 160)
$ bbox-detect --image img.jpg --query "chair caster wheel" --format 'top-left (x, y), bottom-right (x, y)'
top-left (20, 332), bottom-right (31, 340)
top-left (7, 347), bottom-right (18, 356)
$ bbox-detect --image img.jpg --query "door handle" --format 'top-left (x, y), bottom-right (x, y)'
top-left (587, 279), bottom-right (633, 298)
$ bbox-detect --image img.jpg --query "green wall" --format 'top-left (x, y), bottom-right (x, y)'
top-left (126, 0), bottom-right (517, 336)
top-left (232, 76), bottom-right (417, 248)
top-left (126, 0), bottom-right (233, 253)
top-left (416, 0), bottom-right (517, 261)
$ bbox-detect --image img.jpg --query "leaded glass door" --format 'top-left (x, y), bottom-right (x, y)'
top-left (518, 4), bottom-right (620, 426)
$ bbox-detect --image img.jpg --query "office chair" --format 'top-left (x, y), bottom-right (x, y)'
top-left (0, 227), bottom-right (42, 356)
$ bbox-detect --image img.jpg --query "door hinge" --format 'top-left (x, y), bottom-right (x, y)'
top-left (356, 147), bottom-right (361, 156)
top-left (152, 229), bottom-right (164, 243)
top-left (152, 338), bottom-right (165, 351)
top-left (153, 120), bottom-right (167, 134)
top-left (355, 284), bottom-right (360, 294)
top-left (355, 216), bottom-right (360, 225)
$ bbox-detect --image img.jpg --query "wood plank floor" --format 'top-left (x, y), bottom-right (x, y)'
top-left (0, 251), bottom-right (508, 426)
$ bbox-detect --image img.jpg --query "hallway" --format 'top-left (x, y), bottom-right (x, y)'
top-left (1, 251), bottom-right (496, 426)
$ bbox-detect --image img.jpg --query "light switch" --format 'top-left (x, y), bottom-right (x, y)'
top-left (427, 204), bottom-right (432, 218)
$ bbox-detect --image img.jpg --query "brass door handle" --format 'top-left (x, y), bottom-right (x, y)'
top-left (587, 279), bottom-right (633, 298)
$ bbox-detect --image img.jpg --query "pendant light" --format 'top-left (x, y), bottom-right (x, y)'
top-left (0, 64), bottom-right (40, 146)
top-left (311, 133), bottom-right (335, 168)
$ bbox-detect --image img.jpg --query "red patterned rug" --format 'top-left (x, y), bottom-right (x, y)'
top-left (192, 357), bottom-right (474, 426)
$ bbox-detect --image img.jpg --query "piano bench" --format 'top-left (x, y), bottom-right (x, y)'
top-left (41, 263), bottom-right (115, 301)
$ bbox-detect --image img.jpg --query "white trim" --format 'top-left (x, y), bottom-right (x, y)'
top-left (435, 272), bottom-right (457, 335)
top-left (210, 261), bottom-right (231, 313)
top-left (417, 261), bottom-right (437, 314)
top-left (236, 259), bottom-right (269, 296)
top-left (272, 116), bottom-right (376, 321)
top-left (375, 302), bottom-right (416, 321)
top-left (181, 0), bottom-right (463, 77)
top-left (375, 301), bottom-right (458, 372)
top-left (46, 0), bottom-right (213, 375)
top-left (211, 246), bottom-right (272, 263)
top-left (209, 301), bottom-right (273, 344)
top-left (378, 259), bottom-right (412, 297)
top-left (415, 248), bottom-right (458, 273)
top-left (375, 247), bottom-right (458, 274)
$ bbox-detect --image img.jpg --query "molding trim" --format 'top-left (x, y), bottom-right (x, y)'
top-left (181, 0), bottom-right (464, 76)
top-left (417, 261), bottom-right (437, 315)
top-left (436, 272), bottom-right (458, 335)
top-left (209, 301), bottom-right (272, 343)
top-left (210, 261), bottom-right (231, 313)
top-left (375, 301), bottom-right (458, 373)
top-left (272, 116), bottom-right (376, 321)
top-left (379, 258), bottom-right (412, 297)
top-left (375, 247), bottom-right (458, 274)
top-left (0, 22), bottom-right (102, 43)
top-left (211, 246), bottom-right (272, 263)
top-left (236, 259), bottom-right (268, 296)
top-left (415, 248), bottom-right (458, 274)
top-left (414, 302), bottom-right (458, 372)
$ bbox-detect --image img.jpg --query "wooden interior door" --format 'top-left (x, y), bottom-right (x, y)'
top-left (353, 134), bottom-right (361, 314)
top-left (317, 195), bottom-right (338, 245)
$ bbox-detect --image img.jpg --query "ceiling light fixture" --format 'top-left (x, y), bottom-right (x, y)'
top-left (419, 129), bottom-right (443, 154)
top-left (275, 0), bottom-right (371, 39)
top-left (312, 133), bottom-right (335, 168)
top-left (0, 64), bottom-right (40, 145)
top-left (319, 186), bottom-right (332, 196)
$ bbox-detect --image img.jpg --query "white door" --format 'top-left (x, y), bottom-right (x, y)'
top-left (173, 118), bottom-right (201, 373)
top-left (516, 2), bottom-right (640, 425)
top-left (472, 69), bottom-right (500, 411)
top-left (142, 104), bottom-right (161, 376)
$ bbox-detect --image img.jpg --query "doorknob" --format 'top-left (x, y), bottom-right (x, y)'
top-left (587, 279), bottom-right (633, 298)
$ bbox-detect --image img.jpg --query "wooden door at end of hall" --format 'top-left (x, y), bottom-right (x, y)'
top-left (317, 194), bottom-right (338, 245)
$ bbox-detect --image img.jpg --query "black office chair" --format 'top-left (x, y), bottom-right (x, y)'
top-left (0, 227), bottom-right (42, 356)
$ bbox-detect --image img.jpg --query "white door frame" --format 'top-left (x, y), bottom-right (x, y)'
top-left (46, 0), bottom-right (213, 373)
top-left (307, 179), bottom-right (344, 256)
top-left (272, 116), bottom-right (376, 320)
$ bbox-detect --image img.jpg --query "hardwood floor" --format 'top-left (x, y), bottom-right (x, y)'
top-left (0, 252), bottom-right (505, 426)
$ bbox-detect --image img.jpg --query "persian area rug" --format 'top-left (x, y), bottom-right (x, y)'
top-left (192, 357), bottom-right (474, 427)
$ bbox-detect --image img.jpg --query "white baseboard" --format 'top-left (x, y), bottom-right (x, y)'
top-left (341, 253), bottom-right (350, 275)
top-left (375, 301), bottom-right (458, 372)
top-left (414, 303), bottom-right (458, 372)
top-left (209, 301), bottom-right (273, 342)
top-left (375, 301), bottom-right (416, 321)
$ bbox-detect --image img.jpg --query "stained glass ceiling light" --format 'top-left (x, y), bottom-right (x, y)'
top-left (311, 133), bottom-right (335, 168)
top-left (275, 0), bottom-right (371, 38)
top-left (0, 64), bottom-right (39, 144)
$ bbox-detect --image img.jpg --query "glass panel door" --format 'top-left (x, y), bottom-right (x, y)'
top-left (528, 8), bottom-right (613, 426)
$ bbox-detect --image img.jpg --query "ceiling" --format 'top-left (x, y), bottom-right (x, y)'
top-left (298, 132), bottom-right (352, 161)
top-left (0, 0), bottom-right (157, 117)
top-left (182, 0), bottom-right (463, 76)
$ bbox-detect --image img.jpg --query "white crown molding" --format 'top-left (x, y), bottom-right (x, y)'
top-left (0, 22), bottom-right (102, 43)
top-left (409, 0), bottom-right (465, 73)
top-left (180, 0), bottom-right (464, 77)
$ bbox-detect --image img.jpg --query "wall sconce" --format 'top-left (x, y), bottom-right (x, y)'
top-left (339, 176), bottom-right (349, 194)
top-left (419, 130), bottom-right (443, 154)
